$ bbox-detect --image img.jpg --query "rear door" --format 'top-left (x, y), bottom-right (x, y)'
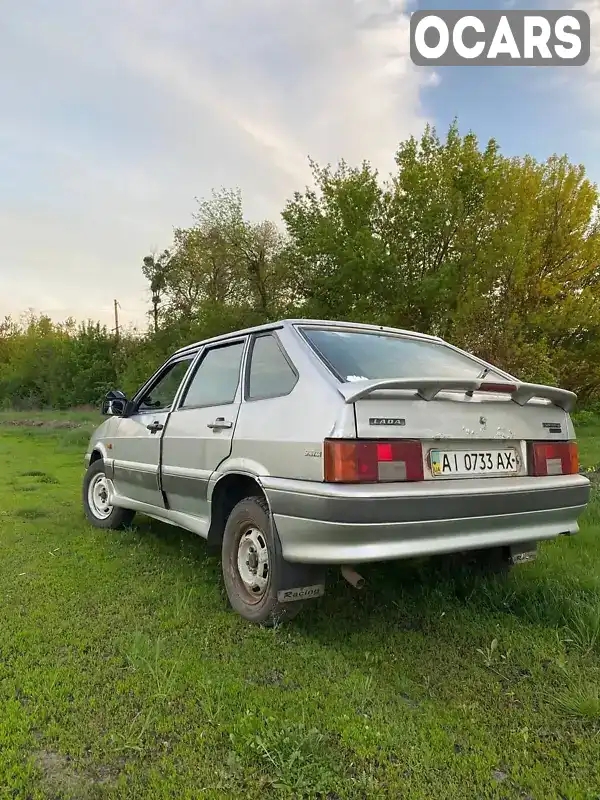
top-left (351, 387), bottom-right (536, 480)
top-left (160, 338), bottom-right (247, 525)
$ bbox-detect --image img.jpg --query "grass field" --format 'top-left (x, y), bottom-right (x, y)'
top-left (0, 413), bottom-right (599, 799)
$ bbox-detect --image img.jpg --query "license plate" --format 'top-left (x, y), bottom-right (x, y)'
top-left (430, 448), bottom-right (520, 477)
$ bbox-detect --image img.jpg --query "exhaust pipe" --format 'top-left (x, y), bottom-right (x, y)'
top-left (341, 565), bottom-right (365, 590)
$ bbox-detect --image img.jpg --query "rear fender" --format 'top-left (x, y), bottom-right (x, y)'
top-left (209, 466), bottom-right (328, 599)
top-left (207, 458), bottom-right (271, 503)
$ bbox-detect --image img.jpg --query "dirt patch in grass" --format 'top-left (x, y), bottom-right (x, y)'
top-left (14, 508), bottom-right (49, 520)
top-left (33, 749), bottom-right (120, 796)
top-left (39, 474), bottom-right (59, 484)
top-left (18, 471), bottom-right (59, 484)
top-left (0, 419), bottom-right (83, 429)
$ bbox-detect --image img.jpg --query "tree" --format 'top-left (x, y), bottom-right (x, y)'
top-left (142, 188), bottom-right (295, 333)
top-left (282, 158), bottom-right (393, 323)
top-left (142, 250), bottom-right (172, 333)
top-left (283, 122), bottom-right (600, 397)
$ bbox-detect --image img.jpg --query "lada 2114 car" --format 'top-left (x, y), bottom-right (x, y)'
top-left (83, 319), bottom-right (591, 625)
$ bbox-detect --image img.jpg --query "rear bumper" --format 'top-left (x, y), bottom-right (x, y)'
top-left (262, 474), bottom-right (591, 565)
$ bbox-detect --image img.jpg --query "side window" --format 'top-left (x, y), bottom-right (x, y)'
top-left (137, 359), bottom-right (193, 413)
top-left (180, 341), bottom-right (245, 409)
top-left (247, 334), bottom-right (298, 400)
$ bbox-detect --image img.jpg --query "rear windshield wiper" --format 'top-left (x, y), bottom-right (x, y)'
top-left (465, 367), bottom-right (490, 397)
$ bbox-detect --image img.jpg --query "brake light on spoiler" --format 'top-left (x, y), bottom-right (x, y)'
top-left (324, 439), bottom-right (424, 483)
top-left (477, 383), bottom-right (517, 394)
top-left (528, 442), bottom-right (579, 476)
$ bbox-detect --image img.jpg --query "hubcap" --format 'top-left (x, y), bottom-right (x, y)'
top-left (237, 527), bottom-right (269, 599)
top-left (88, 473), bottom-right (112, 520)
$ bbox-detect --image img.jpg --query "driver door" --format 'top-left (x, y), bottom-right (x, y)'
top-left (111, 355), bottom-right (195, 508)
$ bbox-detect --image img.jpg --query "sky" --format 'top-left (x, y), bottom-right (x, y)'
top-left (0, 0), bottom-right (598, 330)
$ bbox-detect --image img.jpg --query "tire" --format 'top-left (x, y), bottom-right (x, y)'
top-left (221, 496), bottom-right (306, 626)
top-left (83, 460), bottom-right (136, 530)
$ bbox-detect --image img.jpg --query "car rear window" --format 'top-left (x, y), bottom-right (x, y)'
top-left (300, 328), bottom-right (505, 382)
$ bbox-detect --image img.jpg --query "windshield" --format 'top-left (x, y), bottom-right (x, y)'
top-left (300, 328), bottom-right (506, 383)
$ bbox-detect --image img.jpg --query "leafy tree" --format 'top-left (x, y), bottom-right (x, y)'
top-left (155, 188), bottom-right (294, 326)
top-left (283, 123), bottom-right (600, 398)
top-left (282, 158), bottom-right (392, 323)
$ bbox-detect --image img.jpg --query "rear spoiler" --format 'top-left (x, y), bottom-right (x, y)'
top-left (337, 377), bottom-right (577, 412)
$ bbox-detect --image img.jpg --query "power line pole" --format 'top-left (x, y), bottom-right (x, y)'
top-left (114, 299), bottom-right (120, 343)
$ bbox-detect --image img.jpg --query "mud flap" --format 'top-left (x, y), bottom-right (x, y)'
top-left (270, 514), bottom-right (327, 603)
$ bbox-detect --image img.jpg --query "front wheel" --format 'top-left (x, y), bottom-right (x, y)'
top-left (221, 496), bottom-right (307, 626)
top-left (83, 460), bottom-right (135, 530)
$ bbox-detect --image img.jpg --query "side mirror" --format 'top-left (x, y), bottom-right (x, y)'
top-left (102, 390), bottom-right (128, 417)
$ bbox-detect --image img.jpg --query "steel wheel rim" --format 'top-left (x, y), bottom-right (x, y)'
top-left (88, 473), bottom-right (112, 520)
top-left (236, 526), bottom-right (270, 602)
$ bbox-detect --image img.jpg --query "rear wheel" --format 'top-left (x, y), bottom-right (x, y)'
top-left (83, 460), bottom-right (135, 530)
top-left (222, 496), bottom-right (306, 626)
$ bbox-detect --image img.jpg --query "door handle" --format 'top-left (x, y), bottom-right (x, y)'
top-left (207, 417), bottom-right (233, 430)
top-left (147, 421), bottom-right (164, 434)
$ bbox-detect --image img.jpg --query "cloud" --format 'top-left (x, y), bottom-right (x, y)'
top-left (582, 0), bottom-right (600, 85)
top-left (544, 1), bottom-right (600, 153)
top-left (565, 0), bottom-right (600, 115)
top-left (0, 0), bottom-right (432, 327)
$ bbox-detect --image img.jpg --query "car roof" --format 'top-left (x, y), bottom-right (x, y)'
top-left (173, 319), bottom-right (441, 356)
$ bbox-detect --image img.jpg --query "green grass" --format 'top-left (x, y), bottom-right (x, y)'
top-left (573, 411), bottom-right (600, 471)
top-left (0, 415), bottom-right (599, 798)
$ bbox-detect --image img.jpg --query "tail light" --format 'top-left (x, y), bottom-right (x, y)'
top-left (528, 441), bottom-right (579, 476)
top-left (324, 439), bottom-right (424, 483)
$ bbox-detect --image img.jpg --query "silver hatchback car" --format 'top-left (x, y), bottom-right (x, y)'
top-left (83, 319), bottom-right (590, 624)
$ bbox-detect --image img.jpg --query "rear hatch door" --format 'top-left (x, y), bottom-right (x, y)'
top-left (339, 378), bottom-right (575, 480)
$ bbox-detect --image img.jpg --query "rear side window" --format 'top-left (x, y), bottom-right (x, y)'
top-left (247, 334), bottom-right (298, 400)
top-left (180, 341), bottom-right (245, 408)
top-left (300, 328), bottom-right (505, 382)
